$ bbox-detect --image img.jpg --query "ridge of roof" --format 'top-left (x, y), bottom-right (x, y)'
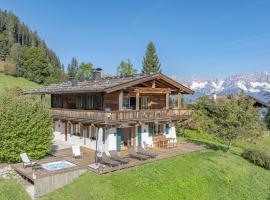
top-left (24, 72), bottom-right (193, 95)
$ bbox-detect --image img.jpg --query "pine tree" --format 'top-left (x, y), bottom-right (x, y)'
top-left (142, 42), bottom-right (161, 73)
top-left (117, 59), bottom-right (137, 76)
top-left (67, 57), bottom-right (78, 79)
top-left (76, 62), bottom-right (93, 80)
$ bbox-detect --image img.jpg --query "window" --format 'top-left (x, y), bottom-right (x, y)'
top-left (154, 124), bottom-right (164, 135)
top-left (90, 126), bottom-right (96, 140)
top-left (82, 96), bottom-right (89, 109)
top-left (123, 96), bottom-right (130, 109)
top-left (92, 95), bottom-right (101, 109)
top-left (53, 95), bottom-right (63, 108)
top-left (76, 96), bottom-right (82, 108)
top-left (141, 97), bottom-right (150, 109)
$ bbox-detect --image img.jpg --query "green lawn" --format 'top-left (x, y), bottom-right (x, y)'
top-left (0, 179), bottom-right (30, 200)
top-left (41, 150), bottom-right (270, 200)
top-left (0, 73), bottom-right (39, 93)
top-left (235, 135), bottom-right (270, 152)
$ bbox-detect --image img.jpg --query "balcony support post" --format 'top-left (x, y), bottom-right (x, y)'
top-left (133, 125), bottom-right (137, 147)
top-left (166, 92), bottom-right (169, 109)
top-left (136, 92), bottom-right (140, 110)
top-left (177, 92), bottom-right (182, 109)
top-left (64, 121), bottom-right (68, 141)
top-left (119, 90), bottom-right (123, 110)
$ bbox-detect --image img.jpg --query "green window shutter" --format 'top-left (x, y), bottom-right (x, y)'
top-left (138, 126), bottom-right (142, 146)
top-left (148, 124), bottom-right (153, 137)
top-left (116, 128), bottom-right (121, 152)
top-left (166, 124), bottom-right (170, 135)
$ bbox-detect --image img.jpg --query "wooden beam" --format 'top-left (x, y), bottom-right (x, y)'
top-left (119, 90), bottom-right (123, 110)
top-left (64, 121), bottom-right (68, 141)
top-left (152, 80), bottom-right (156, 88)
top-left (177, 93), bottom-right (182, 108)
top-left (166, 93), bottom-right (169, 109)
top-left (134, 87), bottom-right (172, 94)
top-left (136, 92), bottom-right (140, 110)
top-left (133, 126), bottom-right (137, 147)
top-left (105, 74), bottom-right (160, 93)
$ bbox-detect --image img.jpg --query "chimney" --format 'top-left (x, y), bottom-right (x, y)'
top-left (69, 76), bottom-right (77, 87)
top-left (93, 68), bottom-right (102, 81)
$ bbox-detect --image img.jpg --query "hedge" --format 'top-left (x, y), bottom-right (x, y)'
top-left (242, 149), bottom-right (270, 170)
top-left (0, 89), bottom-right (52, 163)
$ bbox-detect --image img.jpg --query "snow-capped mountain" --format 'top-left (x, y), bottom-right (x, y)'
top-left (174, 72), bottom-right (270, 102)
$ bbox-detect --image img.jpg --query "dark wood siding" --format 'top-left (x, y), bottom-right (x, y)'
top-left (103, 91), bottom-right (119, 111)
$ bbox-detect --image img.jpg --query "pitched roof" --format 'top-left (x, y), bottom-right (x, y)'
top-left (207, 95), bottom-right (270, 108)
top-left (24, 73), bottom-right (194, 95)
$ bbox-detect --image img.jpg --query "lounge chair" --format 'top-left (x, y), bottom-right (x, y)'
top-left (128, 148), bottom-right (149, 160)
top-left (100, 152), bottom-right (120, 168)
top-left (137, 146), bottom-right (158, 158)
top-left (143, 141), bottom-right (152, 148)
top-left (109, 150), bottom-right (129, 164)
top-left (20, 153), bottom-right (36, 168)
top-left (72, 145), bottom-right (83, 158)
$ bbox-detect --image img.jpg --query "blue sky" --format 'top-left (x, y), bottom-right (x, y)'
top-left (1, 0), bottom-right (270, 78)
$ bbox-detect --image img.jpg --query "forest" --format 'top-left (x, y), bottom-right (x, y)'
top-left (0, 9), bottom-right (64, 84)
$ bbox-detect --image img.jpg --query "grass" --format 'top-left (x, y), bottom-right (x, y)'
top-left (235, 135), bottom-right (270, 152)
top-left (0, 179), bottom-right (30, 200)
top-left (0, 73), bottom-right (39, 93)
top-left (41, 150), bottom-right (270, 200)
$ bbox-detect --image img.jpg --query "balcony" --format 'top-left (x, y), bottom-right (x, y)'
top-left (51, 108), bottom-right (192, 125)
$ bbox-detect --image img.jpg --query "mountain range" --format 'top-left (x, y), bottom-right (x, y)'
top-left (174, 71), bottom-right (270, 103)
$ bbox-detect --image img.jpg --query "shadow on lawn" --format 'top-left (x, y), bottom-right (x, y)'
top-left (185, 137), bottom-right (228, 152)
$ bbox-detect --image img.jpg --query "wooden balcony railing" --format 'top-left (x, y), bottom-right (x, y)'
top-left (51, 108), bottom-right (192, 123)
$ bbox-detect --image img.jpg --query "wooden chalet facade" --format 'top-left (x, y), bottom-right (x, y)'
top-left (25, 72), bottom-right (193, 152)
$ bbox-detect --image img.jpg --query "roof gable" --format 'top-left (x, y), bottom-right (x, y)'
top-left (104, 73), bottom-right (193, 94)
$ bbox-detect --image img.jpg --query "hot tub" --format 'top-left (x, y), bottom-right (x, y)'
top-left (42, 160), bottom-right (76, 171)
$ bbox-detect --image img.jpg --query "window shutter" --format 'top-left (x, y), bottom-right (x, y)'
top-left (166, 124), bottom-right (170, 135)
top-left (148, 124), bottom-right (153, 136)
top-left (138, 126), bottom-right (142, 146)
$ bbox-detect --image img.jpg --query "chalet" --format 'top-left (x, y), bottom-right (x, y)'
top-left (25, 70), bottom-right (194, 152)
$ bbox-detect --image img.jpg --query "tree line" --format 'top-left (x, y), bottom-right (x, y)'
top-left (67, 41), bottom-right (162, 81)
top-left (0, 9), bottom-right (63, 84)
top-left (0, 9), bottom-right (162, 84)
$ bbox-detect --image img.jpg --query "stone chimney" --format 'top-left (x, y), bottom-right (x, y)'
top-left (69, 76), bottom-right (78, 87)
top-left (93, 68), bottom-right (102, 81)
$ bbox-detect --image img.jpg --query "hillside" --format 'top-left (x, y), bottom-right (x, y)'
top-left (0, 9), bottom-right (63, 84)
top-left (0, 73), bottom-right (39, 93)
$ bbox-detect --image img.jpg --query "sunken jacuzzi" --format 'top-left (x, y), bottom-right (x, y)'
top-left (41, 160), bottom-right (76, 171)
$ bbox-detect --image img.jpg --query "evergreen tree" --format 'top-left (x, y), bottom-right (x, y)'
top-left (117, 59), bottom-right (137, 76)
top-left (76, 62), bottom-right (93, 80)
top-left (142, 42), bottom-right (161, 73)
top-left (67, 57), bottom-right (78, 79)
top-left (0, 9), bottom-right (62, 84)
top-left (21, 47), bottom-right (49, 84)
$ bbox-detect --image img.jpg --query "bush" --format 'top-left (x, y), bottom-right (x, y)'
top-left (0, 89), bottom-right (52, 163)
top-left (242, 149), bottom-right (270, 170)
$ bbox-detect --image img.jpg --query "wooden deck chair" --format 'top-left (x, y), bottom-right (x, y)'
top-left (20, 153), bottom-right (36, 168)
top-left (72, 145), bottom-right (83, 158)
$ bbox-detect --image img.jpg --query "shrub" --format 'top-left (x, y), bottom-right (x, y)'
top-left (0, 88), bottom-right (52, 163)
top-left (242, 149), bottom-right (270, 170)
